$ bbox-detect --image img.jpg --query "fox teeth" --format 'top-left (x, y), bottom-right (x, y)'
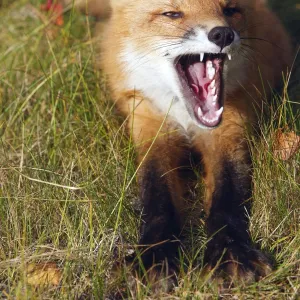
top-left (216, 107), bottom-right (224, 118)
top-left (208, 68), bottom-right (216, 80)
top-left (200, 53), bottom-right (204, 62)
top-left (207, 62), bottom-right (216, 79)
top-left (211, 87), bottom-right (216, 95)
top-left (227, 53), bottom-right (232, 60)
top-left (210, 79), bottom-right (216, 88)
top-left (198, 107), bottom-right (203, 118)
top-left (213, 95), bottom-right (218, 104)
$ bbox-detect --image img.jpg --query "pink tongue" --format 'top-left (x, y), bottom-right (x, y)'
top-left (187, 62), bottom-right (215, 102)
top-left (187, 63), bottom-right (205, 86)
top-left (191, 84), bottom-right (199, 94)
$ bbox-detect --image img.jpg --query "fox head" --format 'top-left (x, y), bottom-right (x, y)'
top-left (107, 0), bottom-right (272, 129)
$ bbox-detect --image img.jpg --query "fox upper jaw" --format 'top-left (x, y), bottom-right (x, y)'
top-left (121, 27), bottom-right (241, 130)
top-left (170, 25), bottom-right (240, 60)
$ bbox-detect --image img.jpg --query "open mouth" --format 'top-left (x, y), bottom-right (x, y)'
top-left (175, 53), bottom-right (227, 128)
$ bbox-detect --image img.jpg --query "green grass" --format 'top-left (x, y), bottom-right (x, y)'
top-left (0, 1), bottom-right (299, 298)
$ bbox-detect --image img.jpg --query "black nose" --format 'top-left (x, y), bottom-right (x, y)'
top-left (208, 27), bottom-right (235, 49)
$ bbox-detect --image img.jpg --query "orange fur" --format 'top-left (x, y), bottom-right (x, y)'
top-left (90, 0), bottom-right (293, 286)
top-left (99, 0), bottom-right (292, 210)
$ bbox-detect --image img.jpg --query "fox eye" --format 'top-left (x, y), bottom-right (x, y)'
top-left (223, 7), bottom-right (241, 17)
top-left (162, 11), bottom-right (184, 19)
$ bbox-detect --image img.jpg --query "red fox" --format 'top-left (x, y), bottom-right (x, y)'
top-left (79, 0), bottom-right (293, 287)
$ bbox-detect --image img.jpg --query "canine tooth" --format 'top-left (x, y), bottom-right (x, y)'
top-left (216, 107), bottom-right (224, 118)
top-left (200, 53), bottom-right (204, 62)
top-left (211, 87), bottom-right (216, 95)
top-left (228, 53), bottom-right (232, 60)
top-left (198, 107), bottom-right (203, 117)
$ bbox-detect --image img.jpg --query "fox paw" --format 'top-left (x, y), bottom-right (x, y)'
top-left (204, 241), bottom-right (273, 285)
top-left (125, 246), bottom-right (179, 293)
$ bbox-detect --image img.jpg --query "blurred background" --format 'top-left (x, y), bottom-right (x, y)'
top-left (269, 0), bottom-right (300, 44)
top-left (0, 1), bottom-right (300, 42)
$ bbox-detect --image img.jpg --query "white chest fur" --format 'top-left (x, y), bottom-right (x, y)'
top-left (120, 42), bottom-right (195, 131)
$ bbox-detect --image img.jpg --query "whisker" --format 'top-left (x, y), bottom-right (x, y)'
top-left (241, 43), bottom-right (269, 64)
top-left (240, 37), bottom-right (285, 51)
top-left (125, 43), bottom-right (183, 72)
top-left (238, 21), bottom-right (277, 34)
top-left (238, 48), bottom-right (257, 65)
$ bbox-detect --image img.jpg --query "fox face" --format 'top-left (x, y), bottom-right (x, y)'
top-left (112, 0), bottom-right (256, 129)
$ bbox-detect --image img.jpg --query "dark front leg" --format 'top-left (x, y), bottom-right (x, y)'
top-left (126, 102), bottom-right (190, 290)
top-left (137, 162), bottom-right (181, 270)
top-left (205, 158), bottom-right (272, 283)
top-left (195, 113), bottom-right (272, 284)
top-left (129, 148), bottom-right (188, 292)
